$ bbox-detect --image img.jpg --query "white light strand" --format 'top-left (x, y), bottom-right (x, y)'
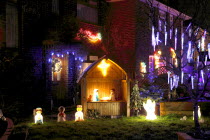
top-left (170, 29), bottom-right (173, 39)
top-left (201, 31), bottom-right (206, 51)
top-left (181, 71), bottom-right (184, 84)
top-left (175, 28), bottom-right (177, 50)
top-left (187, 41), bottom-right (192, 63)
top-left (167, 71), bottom-right (171, 84)
top-left (170, 77), bottom-right (173, 90)
top-left (205, 55), bottom-right (207, 65)
top-left (201, 70), bottom-right (204, 84)
top-left (165, 23), bottom-right (167, 46)
top-left (152, 26), bottom-right (156, 51)
top-left (181, 33), bottom-right (184, 50)
top-left (191, 76), bottom-right (194, 89)
top-left (208, 43), bottom-right (210, 59)
top-left (197, 55), bottom-right (199, 68)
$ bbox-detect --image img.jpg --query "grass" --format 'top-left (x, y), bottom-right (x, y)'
top-left (9, 115), bottom-right (210, 140)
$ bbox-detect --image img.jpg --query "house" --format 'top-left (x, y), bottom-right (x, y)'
top-left (1, 0), bottom-right (209, 115)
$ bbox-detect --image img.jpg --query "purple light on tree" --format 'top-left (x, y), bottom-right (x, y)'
top-left (152, 26), bottom-right (156, 51)
top-left (201, 70), bottom-right (204, 84)
top-left (181, 33), bottom-right (184, 50)
top-left (175, 28), bottom-right (177, 50)
top-left (208, 43), bottom-right (210, 59)
top-left (170, 29), bottom-right (172, 39)
top-left (187, 41), bottom-right (192, 62)
top-left (164, 23), bottom-right (167, 46)
top-left (181, 71), bottom-right (184, 84)
top-left (191, 76), bottom-right (194, 89)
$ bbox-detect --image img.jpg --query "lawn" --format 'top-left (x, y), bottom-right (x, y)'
top-left (8, 115), bottom-right (210, 140)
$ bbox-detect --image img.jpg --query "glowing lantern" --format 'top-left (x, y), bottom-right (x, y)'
top-left (34, 108), bottom-right (43, 124)
top-left (75, 105), bottom-right (84, 121)
top-left (143, 99), bottom-right (157, 120)
top-left (57, 106), bottom-right (66, 122)
top-left (193, 106), bottom-right (201, 120)
top-left (98, 59), bottom-right (110, 76)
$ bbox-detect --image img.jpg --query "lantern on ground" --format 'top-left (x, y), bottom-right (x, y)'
top-left (57, 106), bottom-right (66, 122)
top-left (34, 108), bottom-right (43, 124)
top-left (75, 105), bottom-right (84, 121)
top-left (143, 99), bottom-right (157, 120)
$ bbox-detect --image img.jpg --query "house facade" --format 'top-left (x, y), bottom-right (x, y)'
top-left (1, 0), bottom-right (209, 111)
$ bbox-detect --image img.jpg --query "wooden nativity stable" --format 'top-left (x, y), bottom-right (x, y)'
top-left (77, 56), bottom-right (130, 117)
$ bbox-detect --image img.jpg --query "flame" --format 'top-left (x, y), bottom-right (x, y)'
top-left (143, 99), bottom-right (157, 120)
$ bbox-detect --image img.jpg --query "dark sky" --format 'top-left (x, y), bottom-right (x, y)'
top-left (158, 0), bottom-right (210, 28)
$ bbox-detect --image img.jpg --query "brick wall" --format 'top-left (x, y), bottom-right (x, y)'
top-left (104, 0), bottom-right (137, 76)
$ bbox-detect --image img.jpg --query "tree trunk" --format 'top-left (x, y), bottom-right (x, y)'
top-left (193, 101), bottom-right (202, 138)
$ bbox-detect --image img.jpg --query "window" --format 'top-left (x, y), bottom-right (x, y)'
top-left (52, 0), bottom-right (59, 14)
top-left (159, 10), bottom-right (165, 31)
top-left (6, 3), bottom-right (18, 48)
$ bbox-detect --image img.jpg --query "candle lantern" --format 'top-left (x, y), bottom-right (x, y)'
top-left (75, 105), bottom-right (84, 121)
top-left (57, 106), bottom-right (66, 122)
top-left (34, 108), bottom-right (43, 124)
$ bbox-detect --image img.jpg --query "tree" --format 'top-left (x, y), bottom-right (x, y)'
top-left (142, 0), bottom-right (209, 138)
top-left (130, 81), bottom-right (142, 116)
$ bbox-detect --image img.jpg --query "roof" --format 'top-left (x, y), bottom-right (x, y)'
top-left (76, 55), bottom-right (127, 83)
top-left (139, 0), bottom-right (191, 20)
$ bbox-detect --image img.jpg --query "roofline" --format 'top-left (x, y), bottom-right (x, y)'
top-left (76, 55), bottom-right (128, 83)
top-left (139, 0), bottom-right (191, 20)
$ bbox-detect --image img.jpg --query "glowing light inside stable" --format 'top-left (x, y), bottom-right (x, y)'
top-left (152, 26), bottom-right (156, 51)
top-left (143, 99), bottom-right (157, 120)
top-left (101, 97), bottom-right (110, 101)
top-left (75, 105), bottom-right (84, 121)
top-left (98, 59), bottom-right (110, 76)
top-left (175, 28), bottom-right (177, 50)
top-left (93, 89), bottom-right (99, 101)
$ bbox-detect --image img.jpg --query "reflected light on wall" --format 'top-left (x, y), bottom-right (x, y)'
top-left (98, 59), bottom-right (110, 76)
